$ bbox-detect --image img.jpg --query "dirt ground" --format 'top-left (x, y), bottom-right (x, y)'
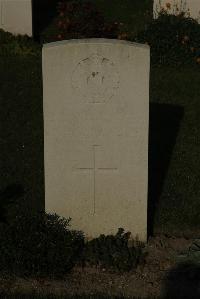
top-left (0, 235), bottom-right (199, 298)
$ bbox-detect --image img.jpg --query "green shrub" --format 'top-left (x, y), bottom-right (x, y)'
top-left (41, 0), bottom-right (120, 43)
top-left (0, 210), bottom-right (84, 278)
top-left (81, 228), bottom-right (145, 272)
top-left (0, 29), bottom-right (41, 56)
top-left (135, 12), bottom-right (200, 66)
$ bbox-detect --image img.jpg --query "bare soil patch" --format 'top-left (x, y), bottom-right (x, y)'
top-left (0, 235), bottom-right (198, 298)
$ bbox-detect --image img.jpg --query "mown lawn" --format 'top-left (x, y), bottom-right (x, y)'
top-left (150, 65), bottom-right (200, 236)
top-left (0, 55), bottom-right (44, 213)
top-left (0, 0), bottom-right (200, 238)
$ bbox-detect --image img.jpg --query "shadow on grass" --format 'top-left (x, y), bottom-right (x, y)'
top-left (148, 103), bottom-right (184, 236)
top-left (0, 183), bottom-right (24, 223)
top-left (162, 262), bottom-right (200, 299)
top-left (0, 55), bottom-right (44, 216)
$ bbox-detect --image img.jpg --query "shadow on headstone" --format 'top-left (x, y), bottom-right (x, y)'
top-left (0, 183), bottom-right (24, 223)
top-left (32, 0), bottom-right (60, 41)
top-left (148, 103), bottom-right (184, 236)
top-left (162, 262), bottom-right (200, 299)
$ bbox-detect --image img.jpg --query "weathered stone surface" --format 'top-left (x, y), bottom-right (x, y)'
top-left (0, 0), bottom-right (32, 36)
top-left (43, 39), bottom-right (149, 241)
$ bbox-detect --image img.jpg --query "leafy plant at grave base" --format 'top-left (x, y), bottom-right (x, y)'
top-left (81, 228), bottom-right (145, 272)
top-left (0, 207), bottom-right (84, 278)
top-left (41, 0), bottom-right (121, 43)
top-left (134, 11), bottom-right (200, 66)
top-left (0, 29), bottom-right (41, 56)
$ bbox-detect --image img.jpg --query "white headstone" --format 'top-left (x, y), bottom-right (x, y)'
top-left (0, 0), bottom-right (32, 36)
top-left (154, 0), bottom-right (200, 22)
top-left (43, 39), bottom-right (150, 242)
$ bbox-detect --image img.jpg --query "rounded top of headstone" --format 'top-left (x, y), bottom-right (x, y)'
top-left (43, 38), bottom-right (150, 50)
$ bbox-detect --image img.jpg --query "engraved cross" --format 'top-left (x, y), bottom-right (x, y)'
top-left (76, 145), bottom-right (118, 214)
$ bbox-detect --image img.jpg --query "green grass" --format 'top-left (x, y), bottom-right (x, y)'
top-left (150, 65), bottom-right (200, 236)
top-left (0, 54), bottom-right (44, 213)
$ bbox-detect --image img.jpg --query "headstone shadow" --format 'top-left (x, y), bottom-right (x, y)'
top-left (148, 103), bottom-right (184, 236)
top-left (162, 262), bottom-right (200, 299)
top-left (0, 183), bottom-right (24, 223)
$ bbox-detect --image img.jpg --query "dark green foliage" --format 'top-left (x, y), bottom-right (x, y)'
top-left (41, 0), bottom-right (200, 67)
top-left (81, 228), bottom-right (145, 272)
top-left (135, 13), bottom-right (200, 66)
top-left (88, 0), bottom-right (153, 37)
top-left (0, 29), bottom-right (41, 56)
top-left (0, 209), bottom-right (84, 278)
top-left (41, 0), bottom-right (120, 43)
